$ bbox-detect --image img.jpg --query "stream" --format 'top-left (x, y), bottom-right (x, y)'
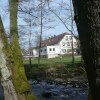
top-left (29, 80), bottom-right (88, 100)
top-left (0, 84), bottom-right (4, 100)
top-left (0, 80), bottom-right (88, 100)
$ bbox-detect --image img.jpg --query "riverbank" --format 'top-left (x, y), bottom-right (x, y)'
top-left (24, 56), bottom-right (88, 100)
top-left (24, 62), bottom-right (86, 83)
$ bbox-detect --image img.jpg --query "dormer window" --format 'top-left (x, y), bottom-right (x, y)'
top-left (66, 36), bottom-right (68, 40)
top-left (62, 42), bottom-right (65, 46)
top-left (69, 36), bottom-right (72, 40)
top-left (74, 42), bottom-right (77, 46)
top-left (67, 42), bottom-right (70, 46)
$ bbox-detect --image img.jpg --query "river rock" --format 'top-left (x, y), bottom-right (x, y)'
top-left (41, 91), bottom-right (52, 98)
top-left (59, 94), bottom-right (69, 99)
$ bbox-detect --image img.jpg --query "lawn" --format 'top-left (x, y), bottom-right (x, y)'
top-left (23, 55), bottom-right (81, 65)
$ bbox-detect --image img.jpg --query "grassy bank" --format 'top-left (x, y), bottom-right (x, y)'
top-left (24, 55), bottom-right (86, 82)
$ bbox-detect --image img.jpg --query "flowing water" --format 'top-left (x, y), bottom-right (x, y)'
top-left (30, 80), bottom-right (88, 100)
top-left (0, 80), bottom-right (88, 100)
top-left (0, 84), bottom-right (4, 100)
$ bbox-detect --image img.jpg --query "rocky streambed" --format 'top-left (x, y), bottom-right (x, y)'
top-left (0, 79), bottom-right (88, 100)
top-left (0, 84), bottom-right (3, 100)
top-left (29, 80), bottom-right (88, 100)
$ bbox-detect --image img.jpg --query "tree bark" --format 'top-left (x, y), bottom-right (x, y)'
top-left (0, 16), bottom-right (18, 100)
top-left (9, 0), bottom-right (36, 99)
top-left (72, 0), bottom-right (100, 100)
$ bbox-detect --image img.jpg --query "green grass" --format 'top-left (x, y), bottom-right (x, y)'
top-left (24, 55), bottom-right (86, 81)
top-left (23, 55), bottom-right (81, 65)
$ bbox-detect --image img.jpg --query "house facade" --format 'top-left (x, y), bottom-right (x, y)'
top-left (32, 33), bottom-right (79, 58)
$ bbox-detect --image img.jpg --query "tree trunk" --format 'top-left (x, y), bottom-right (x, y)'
top-left (0, 16), bottom-right (18, 100)
top-left (9, 0), bottom-right (36, 99)
top-left (72, 0), bottom-right (100, 100)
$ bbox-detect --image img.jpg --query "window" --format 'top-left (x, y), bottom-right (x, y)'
top-left (74, 42), bottom-right (77, 46)
top-left (62, 42), bottom-right (65, 46)
top-left (45, 49), bottom-right (46, 51)
top-left (53, 48), bottom-right (55, 51)
top-left (62, 49), bottom-right (66, 53)
top-left (69, 36), bottom-right (72, 40)
top-left (66, 36), bottom-right (68, 40)
top-left (67, 42), bottom-right (70, 46)
top-left (67, 49), bottom-right (72, 52)
top-left (49, 48), bottom-right (52, 51)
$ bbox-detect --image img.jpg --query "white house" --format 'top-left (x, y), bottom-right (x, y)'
top-left (32, 32), bottom-right (79, 58)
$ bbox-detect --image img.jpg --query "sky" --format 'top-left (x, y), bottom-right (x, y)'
top-left (0, 0), bottom-right (9, 32)
top-left (0, 0), bottom-right (78, 48)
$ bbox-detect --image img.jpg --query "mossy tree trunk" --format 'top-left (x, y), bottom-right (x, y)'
top-left (0, 0), bottom-right (36, 100)
top-left (72, 0), bottom-right (100, 100)
top-left (0, 16), bottom-right (18, 100)
top-left (8, 0), bottom-right (36, 100)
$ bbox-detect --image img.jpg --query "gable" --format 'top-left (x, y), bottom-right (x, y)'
top-left (41, 33), bottom-right (70, 46)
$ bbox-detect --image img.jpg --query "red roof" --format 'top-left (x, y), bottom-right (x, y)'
top-left (41, 33), bottom-right (70, 46)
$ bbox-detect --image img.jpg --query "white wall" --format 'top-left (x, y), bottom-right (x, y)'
top-left (59, 35), bottom-right (78, 54)
top-left (32, 34), bottom-right (78, 58)
top-left (47, 46), bottom-right (60, 54)
top-left (46, 46), bottom-right (60, 58)
top-left (33, 49), bottom-right (39, 57)
top-left (40, 46), bottom-right (47, 55)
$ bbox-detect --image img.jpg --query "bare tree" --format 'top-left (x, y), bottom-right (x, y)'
top-left (47, 0), bottom-right (78, 67)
